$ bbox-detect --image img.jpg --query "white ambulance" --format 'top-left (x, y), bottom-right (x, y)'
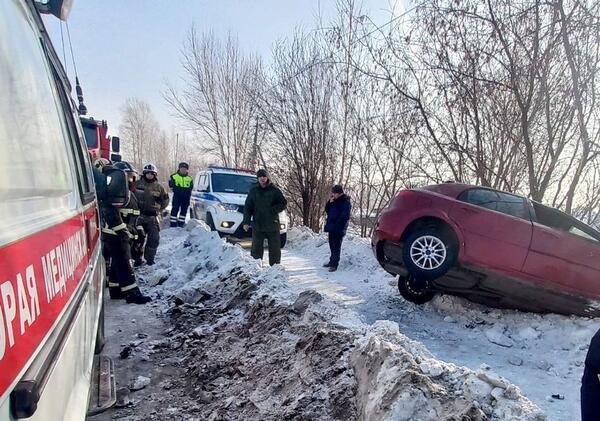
top-left (190, 165), bottom-right (289, 247)
top-left (0, 0), bottom-right (112, 419)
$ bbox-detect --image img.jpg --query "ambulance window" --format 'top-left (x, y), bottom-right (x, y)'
top-left (47, 62), bottom-right (96, 204)
top-left (0, 0), bottom-right (76, 244)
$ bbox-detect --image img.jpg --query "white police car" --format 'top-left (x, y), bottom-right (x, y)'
top-left (190, 165), bottom-right (288, 247)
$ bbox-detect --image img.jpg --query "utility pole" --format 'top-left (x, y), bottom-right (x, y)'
top-left (175, 132), bottom-right (180, 167)
top-left (252, 119), bottom-right (259, 169)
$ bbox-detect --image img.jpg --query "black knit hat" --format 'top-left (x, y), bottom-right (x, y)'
top-left (332, 185), bottom-right (344, 194)
top-left (256, 169), bottom-right (268, 178)
top-left (178, 162), bottom-right (189, 169)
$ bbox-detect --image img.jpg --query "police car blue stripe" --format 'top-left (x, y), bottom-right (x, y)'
top-left (200, 193), bottom-right (222, 202)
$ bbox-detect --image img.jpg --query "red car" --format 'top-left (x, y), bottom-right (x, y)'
top-left (372, 183), bottom-right (600, 316)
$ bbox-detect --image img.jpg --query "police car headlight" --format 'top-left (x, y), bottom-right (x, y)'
top-left (218, 203), bottom-right (239, 212)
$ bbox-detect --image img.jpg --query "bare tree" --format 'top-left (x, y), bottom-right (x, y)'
top-left (256, 32), bottom-right (337, 232)
top-left (352, 0), bottom-right (600, 211)
top-left (160, 0), bottom-right (600, 236)
top-left (165, 27), bottom-right (262, 168)
top-left (119, 97), bottom-right (161, 172)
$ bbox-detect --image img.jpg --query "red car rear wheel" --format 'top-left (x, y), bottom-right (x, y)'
top-left (397, 275), bottom-right (435, 304)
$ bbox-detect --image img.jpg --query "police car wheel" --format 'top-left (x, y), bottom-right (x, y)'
top-left (206, 213), bottom-right (216, 231)
top-left (280, 233), bottom-right (287, 248)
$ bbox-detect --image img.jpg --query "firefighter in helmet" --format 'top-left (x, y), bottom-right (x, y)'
top-left (99, 161), bottom-right (151, 304)
top-left (134, 163), bottom-right (169, 265)
top-left (93, 157), bottom-right (112, 275)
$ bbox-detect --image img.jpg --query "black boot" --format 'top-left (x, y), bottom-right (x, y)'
top-left (125, 288), bottom-right (152, 304)
top-left (146, 259), bottom-right (155, 266)
top-left (133, 259), bottom-right (144, 267)
top-left (109, 286), bottom-right (124, 299)
top-left (323, 262), bottom-right (331, 268)
top-left (328, 266), bottom-right (338, 272)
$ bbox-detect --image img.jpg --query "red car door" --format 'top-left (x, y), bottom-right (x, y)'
top-left (449, 188), bottom-right (533, 272)
top-left (522, 204), bottom-right (600, 298)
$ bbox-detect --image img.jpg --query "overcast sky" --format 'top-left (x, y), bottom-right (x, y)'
top-left (44, 1), bottom-right (399, 137)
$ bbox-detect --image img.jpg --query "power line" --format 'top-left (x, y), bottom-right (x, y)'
top-left (352, 0), bottom-right (430, 46)
top-left (260, 0), bottom-right (431, 95)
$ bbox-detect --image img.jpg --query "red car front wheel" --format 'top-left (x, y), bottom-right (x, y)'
top-left (402, 227), bottom-right (457, 280)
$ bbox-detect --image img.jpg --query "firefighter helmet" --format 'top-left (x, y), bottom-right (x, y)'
top-left (113, 161), bottom-right (138, 182)
top-left (113, 161), bottom-right (135, 173)
top-left (93, 157), bottom-right (111, 169)
top-left (143, 163), bottom-right (158, 175)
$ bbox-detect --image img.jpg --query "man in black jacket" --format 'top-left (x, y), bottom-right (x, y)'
top-left (582, 328), bottom-right (600, 420)
top-left (323, 185), bottom-right (352, 272)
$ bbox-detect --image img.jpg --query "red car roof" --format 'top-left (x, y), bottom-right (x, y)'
top-left (419, 183), bottom-right (476, 199)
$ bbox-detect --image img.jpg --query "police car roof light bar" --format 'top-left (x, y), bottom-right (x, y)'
top-left (208, 164), bottom-right (255, 174)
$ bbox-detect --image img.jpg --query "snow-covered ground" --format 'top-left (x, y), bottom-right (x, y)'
top-left (93, 223), bottom-right (596, 420)
top-left (283, 227), bottom-right (600, 420)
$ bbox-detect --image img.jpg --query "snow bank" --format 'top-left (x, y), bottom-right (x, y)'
top-left (353, 321), bottom-right (544, 420)
top-left (285, 227), bottom-right (600, 419)
top-left (133, 223), bottom-right (545, 420)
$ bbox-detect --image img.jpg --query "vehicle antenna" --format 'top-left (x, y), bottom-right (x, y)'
top-left (59, 22), bottom-right (67, 71)
top-left (65, 21), bottom-right (87, 115)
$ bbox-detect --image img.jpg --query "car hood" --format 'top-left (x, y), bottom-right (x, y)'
top-left (212, 192), bottom-right (247, 206)
top-left (212, 192), bottom-right (288, 221)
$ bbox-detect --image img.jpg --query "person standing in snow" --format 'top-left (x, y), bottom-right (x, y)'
top-left (134, 163), bottom-right (169, 266)
top-left (582, 328), bottom-right (600, 420)
top-left (168, 162), bottom-right (193, 227)
top-left (100, 162), bottom-right (152, 304)
top-left (323, 185), bottom-right (352, 272)
top-left (242, 169), bottom-right (287, 266)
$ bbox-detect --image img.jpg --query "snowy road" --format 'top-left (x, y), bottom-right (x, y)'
top-left (281, 228), bottom-right (600, 420)
top-left (92, 225), bottom-right (593, 420)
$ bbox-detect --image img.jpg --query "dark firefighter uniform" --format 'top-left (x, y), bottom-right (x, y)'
top-left (168, 163), bottom-right (193, 227)
top-left (582, 328), bottom-right (600, 420)
top-left (100, 201), bottom-right (150, 304)
top-left (135, 164), bottom-right (169, 265)
top-left (102, 160), bottom-right (152, 304)
top-left (242, 170), bottom-right (287, 266)
top-left (114, 193), bottom-right (142, 289)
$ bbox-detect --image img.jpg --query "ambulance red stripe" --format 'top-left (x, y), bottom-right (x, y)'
top-left (0, 210), bottom-right (98, 401)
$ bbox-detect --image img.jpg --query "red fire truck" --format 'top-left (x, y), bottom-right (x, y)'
top-left (81, 116), bottom-right (122, 163)
top-left (0, 0), bottom-right (115, 419)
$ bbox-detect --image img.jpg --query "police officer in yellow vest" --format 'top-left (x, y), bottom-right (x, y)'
top-left (168, 162), bottom-right (194, 227)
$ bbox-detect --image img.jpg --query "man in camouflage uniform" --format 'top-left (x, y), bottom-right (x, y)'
top-left (242, 169), bottom-right (287, 266)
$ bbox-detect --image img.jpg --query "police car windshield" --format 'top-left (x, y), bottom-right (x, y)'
top-left (211, 173), bottom-right (256, 194)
